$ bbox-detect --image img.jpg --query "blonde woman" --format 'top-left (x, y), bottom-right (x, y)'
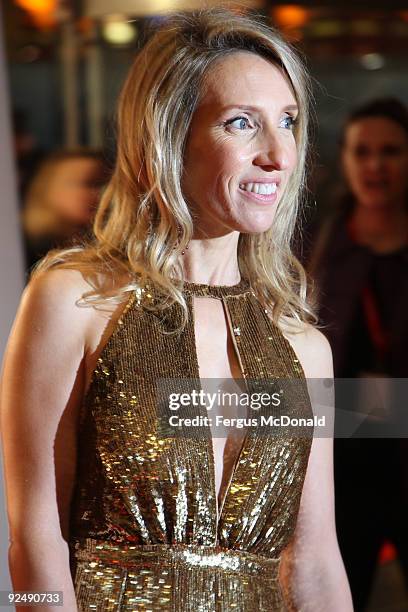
top-left (22, 150), bottom-right (106, 269)
top-left (1, 9), bottom-right (352, 611)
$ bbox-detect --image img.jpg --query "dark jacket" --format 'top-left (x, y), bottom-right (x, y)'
top-left (310, 212), bottom-right (408, 378)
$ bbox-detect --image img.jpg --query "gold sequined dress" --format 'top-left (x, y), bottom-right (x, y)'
top-left (69, 279), bottom-right (313, 611)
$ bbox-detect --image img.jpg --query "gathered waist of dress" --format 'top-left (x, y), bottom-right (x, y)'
top-left (70, 537), bottom-right (281, 580)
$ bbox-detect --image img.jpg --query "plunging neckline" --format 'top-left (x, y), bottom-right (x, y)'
top-left (185, 280), bottom-right (252, 536)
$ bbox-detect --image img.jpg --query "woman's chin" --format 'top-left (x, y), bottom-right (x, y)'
top-left (235, 215), bottom-right (277, 235)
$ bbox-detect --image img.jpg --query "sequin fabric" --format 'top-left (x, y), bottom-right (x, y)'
top-left (69, 278), bottom-right (313, 611)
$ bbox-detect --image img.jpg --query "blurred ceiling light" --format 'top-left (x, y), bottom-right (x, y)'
top-left (15, 0), bottom-right (57, 28)
top-left (102, 15), bottom-right (137, 45)
top-left (86, 0), bottom-right (262, 18)
top-left (15, 0), bottom-right (55, 9)
top-left (272, 5), bottom-right (310, 30)
top-left (360, 53), bottom-right (385, 70)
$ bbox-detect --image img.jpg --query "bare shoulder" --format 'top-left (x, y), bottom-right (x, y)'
top-left (22, 268), bottom-right (93, 323)
top-left (11, 267), bottom-right (134, 396)
top-left (20, 268), bottom-right (130, 349)
top-left (23, 267), bottom-right (121, 318)
top-left (278, 317), bottom-right (333, 379)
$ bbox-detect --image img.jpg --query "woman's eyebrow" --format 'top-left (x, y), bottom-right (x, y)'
top-left (284, 104), bottom-right (299, 113)
top-left (220, 104), bottom-right (299, 113)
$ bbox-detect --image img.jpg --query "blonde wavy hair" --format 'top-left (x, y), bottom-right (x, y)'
top-left (34, 8), bottom-right (316, 327)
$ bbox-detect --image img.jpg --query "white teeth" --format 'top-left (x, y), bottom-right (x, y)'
top-left (239, 182), bottom-right (277, 195)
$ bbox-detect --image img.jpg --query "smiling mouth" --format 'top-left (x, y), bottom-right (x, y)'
top-left (239, 182), bottom-right (278, 195)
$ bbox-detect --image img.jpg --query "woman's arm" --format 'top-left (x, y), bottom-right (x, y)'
top-left (0, 269), bottom-right (95, 612)
top-left (281, 325), bottom-right (353, 611)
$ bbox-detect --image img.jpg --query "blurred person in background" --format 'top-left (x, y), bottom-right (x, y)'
top-left (22, 150), bottom-right (108, 270)
top-left (309, 98), bottom-right (408, 611)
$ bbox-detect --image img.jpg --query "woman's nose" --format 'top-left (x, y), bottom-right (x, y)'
top-left (364, 152), bottom-right (387, 171)
top-left (363, 151), bottom-right (387, 171)
top-left (252, 134), bottom-right (290, 171)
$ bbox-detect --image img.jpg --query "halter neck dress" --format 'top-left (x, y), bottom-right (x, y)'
top-left (69, 278), bottom-right (313, 611)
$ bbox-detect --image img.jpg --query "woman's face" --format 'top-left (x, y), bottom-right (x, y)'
top-left (182, 52), bottom-right (298, 237)
top-left (47, 157), bottom-right (104, 226)
top-left (342, 117), bottom-right (408, 210)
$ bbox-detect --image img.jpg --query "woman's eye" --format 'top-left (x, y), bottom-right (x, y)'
top-left (226, 116), bottom-right (253, 130)
top-left (281, 115), bottom-right (297, 130)
top-left (353, 147), bottom-right (369, 158)
top-left (382, 145), bottom-right (403, 156)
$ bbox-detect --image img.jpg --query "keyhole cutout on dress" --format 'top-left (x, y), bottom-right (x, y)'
top-left (192, 296), bottom-right (248, 512)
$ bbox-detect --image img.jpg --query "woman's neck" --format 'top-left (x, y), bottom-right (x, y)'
top-left (350, 203), bottom-right (408, 253)
top-left (178, 233), bottom-right (241, 286)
